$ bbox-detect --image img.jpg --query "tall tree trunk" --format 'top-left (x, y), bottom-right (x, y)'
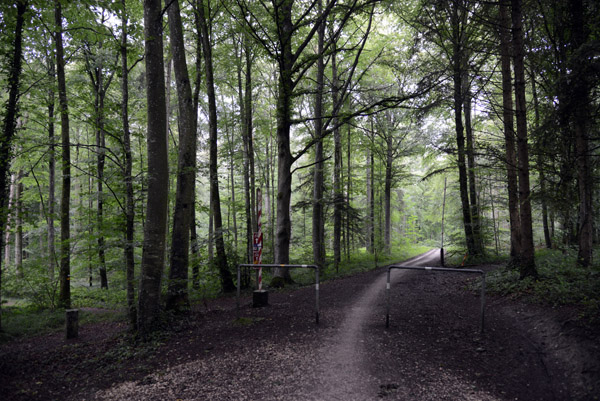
top-left (93, 61), bottom-right (108, 289)
top-left (238, 37), bottom-right (252, 264)
top-left (332, 43), bottom-right (342, 270)
top-left (312, 0), bottom-right (326, 268)
top-left (14, 171), bottom-right (23, 278)
top-left (499, 0), bottom-right (521, 263)
top-left (190, 191), bottom-right (200, 289)
top-left (450, 4), bottom-right (476, 256)
top-left (367, 126), bottom-right (375, 254)
top-left (226, 112), bottom-right (238, 248)
top-left (384, 130), bottom-right (393, 254)
top-left (272, 0), bottom-right (294, 284)
top-left (120, 0), bottom-right (136, 328)
top-left (245, 38), bottom-right (256, 256)
top-left (530, 69), bottom-right (552, 250)
top-left (0, 1), bottom-right (26, 329)
top-left (166, 0), bottom-right (197, 311)
top-left (137, 0), bottom-right (169, 338)
top-left (570, 0), bottom-right (593, 267)
top-left (47, 53), bottom-right (57, 280)
top-left (464, 84), bottom-right (482, 255)
top-left (346, 126), bottom-right (351, 260)
top-left (191, 7), bottom-right (202, 289)
top-left (55, 0), bottom-right (71, 309)
top-left (198, 0), bottom-right (235, 292)
top-left (511, 0), bottom-right (536, 278)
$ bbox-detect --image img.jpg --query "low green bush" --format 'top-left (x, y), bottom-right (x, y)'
top-left (486, 248), bottom-right (600, 323)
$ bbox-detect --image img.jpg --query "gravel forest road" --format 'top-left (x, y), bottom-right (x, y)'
top-left (298, 250), bottom-right (441, 400)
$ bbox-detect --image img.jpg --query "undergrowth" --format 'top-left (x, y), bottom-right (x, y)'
top-left (486, 248), bottom-right (600, 323)
top-left (290, 243), bottom-right (431, 285)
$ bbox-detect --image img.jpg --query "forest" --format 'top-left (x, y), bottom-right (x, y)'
top-left (0, 0), bottom-right (599, 344)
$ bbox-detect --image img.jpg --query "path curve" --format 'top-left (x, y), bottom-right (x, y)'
top-left (301, 249), bottom-right (441, 400)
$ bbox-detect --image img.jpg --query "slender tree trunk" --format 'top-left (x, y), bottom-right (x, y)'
top-left (120, 0), bottom-right (136, 328)
top-left (245, 38), bottom-right (256, 253)
top-left (3, 176), bottom-right (14, 268)
top-left (312, 0), bottom-right (326, 268)
top-left (332, 43), bottom-right (342, 270)
top-left (55, 0), bottom-right (71, 309)
top-left (191, 6), bottom-right (202, 290)
top-left (511, 0), bottom-right (536, 278)
top-left (570, 0), bottom-right (593, 267)
top-left (14, 171), bottom-right (23, 278)
top-left (346, 126), bottom-right (351, 260)
top-left (226, 113), bottom-right (238, 249)
top-left (499, 0), bottom-right (521, 263)
top-left (530, 69), bottom-right (552, 249)
top-left (368, 128), bottom-right (375, 254)
top-left (166, 0), bottom-right (197, 311)
top-left (464, 84), bottom-right (482, 255)
top-left (137, 0), bottom-right (169, 338)
top-left (47, 54), bottom-right (57, 280)
top-left (384, 131), bottom-right (393, 254)
top-left (93, 63), bottom-right (108, 289)
top-left (198, 0), bottom-right (235, 292)
top-left (238, 38), bottom-right (252, 264)
top-left (190, 190), bottom-right (200, 289)
top-left (451, 6), bottom-right (475, 257)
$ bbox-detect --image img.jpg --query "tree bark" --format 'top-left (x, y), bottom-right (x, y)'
top-left (384, 129), bottom-right (393, 254)
top-left (451, 7), bottom-right (476, 257)
top-left (88, 52), bottom-right (108, 289)
top-left (120, 0), bottom-right (136, 328)
top-left (511, 0), bottom-right (536, 278)
top-left (367, 124), bottom-right (375, 254)
top-left (530, 68), bottom-right (552, 250)
top-left (197, 0), bottom-right (235, 292)
top-left (311, 0), bottom-right (326, 268)
top-left (55, 0), bottom-right (72, 309)
top-left (1, 5), bottom-right (27, 331)
top-left (332, 43), bottom-right (342, 270)
top-left (166, 0), bottom-right (197, 311)
top-left (499, 0), bottom-right (521, 263)
top-left (569, 0), bottom-right (593, 267)
top-left (14, 171), bottom-right (23, 278)
top-left (464, 83), bottom-right (482, 255)
top-left (137, 0), bottom-right (169, 338)
top-left (47, 52), bottom-right (57, 280)
top-left (271, 0), bottom-right (295, 284)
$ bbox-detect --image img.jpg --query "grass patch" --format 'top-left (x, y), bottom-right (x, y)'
top-left (486, 248), bottom-right (600, 323)
top-left (0, 303), bottom-right (125, 344)
top-left (290, 243), bottom-right (432, 285)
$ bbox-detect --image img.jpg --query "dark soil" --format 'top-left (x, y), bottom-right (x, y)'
top-left (1, 251), bottom-right (598, 400)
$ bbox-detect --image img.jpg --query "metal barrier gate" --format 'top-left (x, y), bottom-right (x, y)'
top-left (236, 264), bottom-right (320, 324)
top-left (386, 265), bottom-right (486, 333)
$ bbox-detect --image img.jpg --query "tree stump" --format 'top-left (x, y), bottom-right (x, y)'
top-left (65, 309), bottom-right (79, 339)
top-left (253, 290), bottom-right (269, 307)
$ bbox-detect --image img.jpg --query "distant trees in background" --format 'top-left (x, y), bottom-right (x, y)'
top-left (0, 0), bottom-right (598, 335)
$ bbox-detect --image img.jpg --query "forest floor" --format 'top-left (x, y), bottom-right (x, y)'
top-left (1, 249), bottom-right (599, 400)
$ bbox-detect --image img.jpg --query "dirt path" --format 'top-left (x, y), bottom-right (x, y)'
top-left (303, 250), bottom-right (440, 400)
top-left (1, 250), bottom-right (598, 401)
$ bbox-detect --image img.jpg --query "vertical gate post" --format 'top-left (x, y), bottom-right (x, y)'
top-left (480, 273), bottom-right (486, 334)
top-left (315, 266), bottom-right (320, 325)
top-left (236, 264), bottom-right (241, 319)
top-left (386, 268), bottom-right (391, 328)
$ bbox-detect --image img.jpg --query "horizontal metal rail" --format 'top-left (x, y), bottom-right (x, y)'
top-left (236, 264), bottom-right (320, 324)
top-left (386, 265), bottom-right (486, 333)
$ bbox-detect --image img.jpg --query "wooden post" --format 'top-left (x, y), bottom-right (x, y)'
top-left (441, 177), bottom-right (447, 267)
top-left (65, 309), bottom-right (79, 339)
